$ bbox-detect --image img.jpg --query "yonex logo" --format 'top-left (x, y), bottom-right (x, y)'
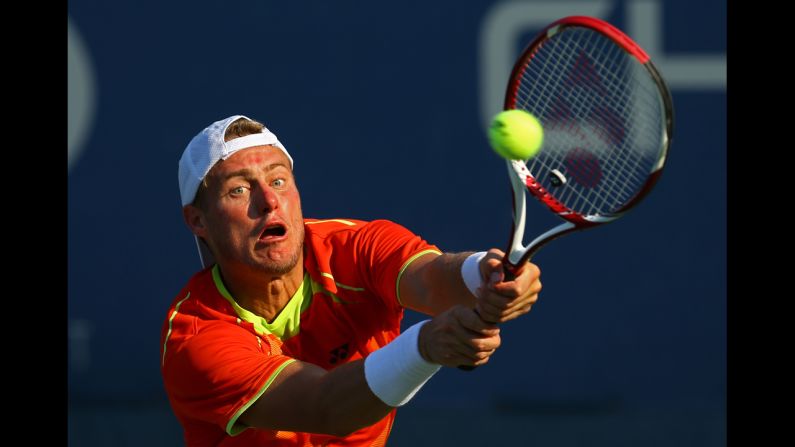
top-left (329, 343), bottom-right (350, 364)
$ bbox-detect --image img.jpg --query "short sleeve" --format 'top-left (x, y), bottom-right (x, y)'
top-left (162, 322), bottom-right (295, 435)
top-left (351, 220), bottom-right (441, 311)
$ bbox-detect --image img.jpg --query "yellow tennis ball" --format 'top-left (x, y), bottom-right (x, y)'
top-left (488, 109), bottom-right (544, 160)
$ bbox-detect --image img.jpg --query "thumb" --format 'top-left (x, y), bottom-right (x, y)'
top-left (479, 254), bottom-right (505, 288)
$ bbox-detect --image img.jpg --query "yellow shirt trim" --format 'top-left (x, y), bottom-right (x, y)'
top-left (305, 219), bottom-right (356, 226)
top-left (161, 293), bottom-right (191, 366)
top-left (395, 249), bottom-right (442, 307)
top-left (225, 359), bottom-right (297, 436)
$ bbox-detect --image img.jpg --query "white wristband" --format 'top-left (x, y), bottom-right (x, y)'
top-left (461, 251), bottom-right (487, 297)
top-left (364, 320), bottom-right (441, 407)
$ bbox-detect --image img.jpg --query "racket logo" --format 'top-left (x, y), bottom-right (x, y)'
top-left (564, 148), bottom-right (602, 188)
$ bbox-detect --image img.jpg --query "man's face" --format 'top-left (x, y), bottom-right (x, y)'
top-left (193, 145), bottom-right (305, 275)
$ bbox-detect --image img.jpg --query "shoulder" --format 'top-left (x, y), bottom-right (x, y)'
top-left (162, 317), bottom-right (268, 385)
top-left (303, 218), bottom-right (425, 264)
top-left (164, 267), bottom-right (229, 321)
top-left (304, 218), bottom-right (416, 241)
top-left (161, 267), bottom-right (241, 360)
top-left (303, 218), bottom-right (367, 237)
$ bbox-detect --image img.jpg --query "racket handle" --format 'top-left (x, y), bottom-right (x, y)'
top-left (457, 262), bottom-right (519, 371)
top-left (503, 258), bottom-right (521, 281)
top-left (503, 269), bottom-right (517, 282)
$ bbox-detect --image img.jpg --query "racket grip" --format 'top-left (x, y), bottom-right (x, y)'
top-left (503, 259), bottom-right (521, 281)
top-left (503, 269), bottom-right (517, 282)
top-left (457, 263), bottom-right (520, 371)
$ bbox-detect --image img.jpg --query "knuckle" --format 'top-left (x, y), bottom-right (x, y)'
top-left (505, 287), bottom-right (521, 298)
top-left (487, 248), bottom-right (504, 257)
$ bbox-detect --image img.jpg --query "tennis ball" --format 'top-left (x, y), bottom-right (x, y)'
top-left (488, 109), bottom-right (544, 160)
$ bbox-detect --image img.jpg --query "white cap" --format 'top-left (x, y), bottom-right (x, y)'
top-left (178, 115), bottom-right (294, 268)
top-left (178, 114), bottom-right (293, 206)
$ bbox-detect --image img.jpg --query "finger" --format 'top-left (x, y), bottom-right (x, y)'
top-left (478, 290), bottom-right (538, 322)
top-left (455, 307), bottom-right (499, 334)
top-left (478, 284), bottom-right (531, 311)
top-left (498, 303), bottom-right (535, 322)
top-left (426, 332), bottom-right (487, 366)
top-left (465, 348), bottom-right (497, 366)
top-left (510, 262), bottom-right (541, 286)
top-left (488, 277), bottom-right (542, 302)
top-left (456, 336), bottom-right (500, 361)
top-left (499, 294), bottom-right (539, 318)
top-left (485, 281), bottom-right (522, 297)
top-left (468, 334), bottom-right (501, 353)
top-left (499, 287), bottom-right (540, 310)
top-left (474, 297), bottom-right (509, 323)
top-left (449, 316), bottom-right (502, 352)
top-left (443, 342), bottom-right (482, 364)
top-left (478, 251), bottom-right (506, 285)
top-left (445, 333), bottom-right (500, 362)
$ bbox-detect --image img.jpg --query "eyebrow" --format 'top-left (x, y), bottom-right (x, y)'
top-left (221, 163), bottom-right (289, 181)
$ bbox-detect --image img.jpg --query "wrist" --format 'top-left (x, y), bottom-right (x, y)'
top-left (417, 320), bottom-right (432, 363)
top-left (461, 251), bottom-right (487, 297)
top-left (364, 320), bottom-right (441, 407)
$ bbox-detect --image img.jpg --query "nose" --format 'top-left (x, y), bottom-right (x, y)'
top-left (254, 183), bottom-right (279, 215)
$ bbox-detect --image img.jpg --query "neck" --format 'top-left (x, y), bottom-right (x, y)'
top-left (216, 259), bottom-right (304, 323)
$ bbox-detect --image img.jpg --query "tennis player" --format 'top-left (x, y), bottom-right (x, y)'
top-left (160, 115), bottom-right (543, 446)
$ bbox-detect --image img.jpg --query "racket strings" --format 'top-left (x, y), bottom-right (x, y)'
top-left (512, 27), bottom-right (665, 217)
top-left (528, 48), bottom-right (655, 213)
top-left (544, 32), bottom-right (649, 213)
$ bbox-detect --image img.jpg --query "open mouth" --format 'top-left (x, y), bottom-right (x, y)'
top-left (260, 223), bottom-right (287, 240)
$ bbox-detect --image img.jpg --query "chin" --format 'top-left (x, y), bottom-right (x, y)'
top-left (256, 249), bottom-right (302, 275)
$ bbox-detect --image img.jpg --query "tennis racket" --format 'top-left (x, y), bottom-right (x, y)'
top-left (460, 15), bottom-right (673, 370)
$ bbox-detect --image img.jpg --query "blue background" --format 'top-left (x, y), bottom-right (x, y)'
top-left (68, 0), bottom-right (726, 445)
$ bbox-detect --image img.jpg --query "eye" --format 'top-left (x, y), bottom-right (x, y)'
top-left (230, 186), bottom-right (246, 196)
top-left (272, 178), bottom-right (286, 188)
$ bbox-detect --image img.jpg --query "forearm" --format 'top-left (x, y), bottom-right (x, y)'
top-left (240, 321), bottom-right (440, 437)
top-left (239, 359), bottom-right (389, 437)
top-left (307, 360), bottom-right (393, 436)
top-left (400, 251), bottom-right (478, 315)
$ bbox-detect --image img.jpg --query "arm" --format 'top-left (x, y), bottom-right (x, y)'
top-left (399, 248), bottom-right (543, 323)
top-left (399, 251), bottom-right (477, 315)
top-left (239, 308), bottom-right (500, 437)
top-left (238, 357), bottom-right (389, 437)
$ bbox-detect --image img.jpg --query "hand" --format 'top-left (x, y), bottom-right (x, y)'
top-left (475, 249), bottom-right (542, 324)
top-left (417, 305), bottom-right (501, 368)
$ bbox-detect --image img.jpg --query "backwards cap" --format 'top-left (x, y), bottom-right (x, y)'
top-left (178, 114), bottom-right (293, 206)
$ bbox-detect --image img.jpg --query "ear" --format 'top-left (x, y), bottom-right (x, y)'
top-left (183, 205), bottom-right (209, 238)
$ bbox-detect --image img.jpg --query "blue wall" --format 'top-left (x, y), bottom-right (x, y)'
top-left (68, 0), bottom-right (726, 445)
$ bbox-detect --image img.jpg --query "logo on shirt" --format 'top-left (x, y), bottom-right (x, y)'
top-left (329, 343), bottom-right (350, 364)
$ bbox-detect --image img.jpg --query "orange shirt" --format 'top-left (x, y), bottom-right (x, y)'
top-left (160, 219), bottom-right (441, 446)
